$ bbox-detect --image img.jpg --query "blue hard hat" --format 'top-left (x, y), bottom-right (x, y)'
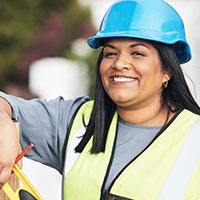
top-left (87, 0), bottom-right (191, 64)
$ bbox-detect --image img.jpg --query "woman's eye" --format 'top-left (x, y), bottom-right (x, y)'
top-left (104, 52), bottom-right (117, 58)
top-left (131, 51), bottom-right (145, 57)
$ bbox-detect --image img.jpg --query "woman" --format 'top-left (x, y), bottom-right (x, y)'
top-left (0, 0), bottom-right (200, 199)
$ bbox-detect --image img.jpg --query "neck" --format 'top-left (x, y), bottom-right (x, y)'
top-left (117, 102), bottom-right (173, 127)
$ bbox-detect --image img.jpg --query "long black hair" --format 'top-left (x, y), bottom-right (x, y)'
top-left (75, 40), bottom-right (200, 154)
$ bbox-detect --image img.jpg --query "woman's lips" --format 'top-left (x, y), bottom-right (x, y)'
top-left (110, 75), bottom-right (137, 84)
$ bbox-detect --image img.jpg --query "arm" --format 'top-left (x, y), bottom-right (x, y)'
top-left (0, 92), bottom-right (90, 176)
top-left (0, 97), bottom-right (22, 188)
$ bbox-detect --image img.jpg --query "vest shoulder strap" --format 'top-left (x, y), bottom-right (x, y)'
top-left (63, 100), bottom-right (94, 176)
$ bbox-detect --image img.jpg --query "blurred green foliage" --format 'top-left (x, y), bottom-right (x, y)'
top-left (0, 0), bottom-right (96, 94)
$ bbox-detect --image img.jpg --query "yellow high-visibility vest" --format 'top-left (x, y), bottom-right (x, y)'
top-left (64, 101), bottom-right (200, 200)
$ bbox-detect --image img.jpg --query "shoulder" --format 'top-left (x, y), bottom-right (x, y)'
top-left (181, 109), bottom-right (200, 119)
top-left (71, 99), bottom-right (94, 122)
top-left (170, 109), bottom-right (200, 130)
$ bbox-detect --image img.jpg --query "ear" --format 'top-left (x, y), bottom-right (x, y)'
top-left (162, 70), bottom-right (171, 84)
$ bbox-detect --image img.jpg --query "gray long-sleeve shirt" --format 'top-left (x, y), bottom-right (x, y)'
top-left (0, 92), bottom-right (90, 173)
top-left (0, 92), bottom-right (161, 189)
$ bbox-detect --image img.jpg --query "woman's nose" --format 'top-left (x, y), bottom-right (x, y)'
top-left (112, 54), bottom-right (131, 70)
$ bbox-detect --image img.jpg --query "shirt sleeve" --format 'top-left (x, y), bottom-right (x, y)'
top-left (0, 91), bottom-right (90, 174)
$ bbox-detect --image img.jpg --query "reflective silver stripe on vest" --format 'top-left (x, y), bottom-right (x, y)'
top-left (64, 124), bottom-right (87, 177)
top-left (158, 118), bottom-right (200, 200)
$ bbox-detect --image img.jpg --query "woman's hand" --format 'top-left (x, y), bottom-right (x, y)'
top-left (0, 98), bottom-right (22, 188)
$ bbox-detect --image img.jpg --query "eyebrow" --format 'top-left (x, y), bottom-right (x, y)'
top-left (104, 44), bottom-right (116, 49)
top-left (130, 43), bottom-right (150, 49)
top-left (104, 43), bottom-right (150, 49)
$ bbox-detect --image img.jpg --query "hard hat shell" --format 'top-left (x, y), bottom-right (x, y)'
top-left (87, 0), bottom-right (191, 64)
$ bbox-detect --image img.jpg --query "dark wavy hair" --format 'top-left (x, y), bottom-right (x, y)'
top-left (75, 40), bottom-right (200, 154)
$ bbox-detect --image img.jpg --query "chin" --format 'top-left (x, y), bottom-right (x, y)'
top-left (111, 95), bottom-right (133, 106)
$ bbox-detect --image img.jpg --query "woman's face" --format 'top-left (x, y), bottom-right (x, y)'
top-left (100, 37), bottom-right (170, 110)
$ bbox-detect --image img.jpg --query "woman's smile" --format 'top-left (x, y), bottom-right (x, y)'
top-left (109, 75), bottom-right (138, 85)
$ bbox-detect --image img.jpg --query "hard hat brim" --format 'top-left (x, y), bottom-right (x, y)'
top-left (87, 32), bottom-right (191, 64)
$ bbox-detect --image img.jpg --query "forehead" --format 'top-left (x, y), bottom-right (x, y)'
top-left (104, 37), bottom-right (154, 49)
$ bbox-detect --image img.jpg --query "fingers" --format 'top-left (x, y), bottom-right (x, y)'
top-left (0, 163), bottom-right (13, 188)
top-left (0, 122), bottom-right (22, 188)
top-left (0, 150), bottom-right (23, 188)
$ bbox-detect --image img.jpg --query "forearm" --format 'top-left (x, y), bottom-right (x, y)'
top-left (0, 97), bottom-right (22, 188)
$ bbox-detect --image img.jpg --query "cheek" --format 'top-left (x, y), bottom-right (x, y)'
top-left (144, 60), bottom-right (163, 77)
top-left (138, 64), bottom-right (164, 88)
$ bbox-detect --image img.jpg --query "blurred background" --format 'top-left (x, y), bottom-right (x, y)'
top-left (0, 0), bottom-right (200, 199)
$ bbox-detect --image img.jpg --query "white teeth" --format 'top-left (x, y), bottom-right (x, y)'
top-left (113, 77), bottom-right (135, 82)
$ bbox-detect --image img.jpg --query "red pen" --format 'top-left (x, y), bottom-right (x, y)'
top-left (15, 143), bottom-right (34, 164)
